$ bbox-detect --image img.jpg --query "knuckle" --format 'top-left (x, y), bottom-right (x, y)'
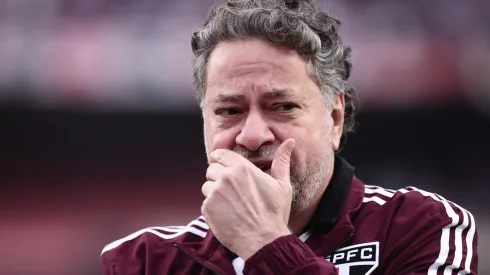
top-left (215, 182), bottom-right (228, 195)
top-left (211, 185), bottom-right (221, 197)
top-left (280, 156), bottom-right (290, 167)
top-left (231, 163), bottom-right (247, 177)
top-left (220, 170), bottom-right (234, 182)
top-left (206, 165), bottom-right (215, 179)
top-left (210, 150), bottom-right (222, 163)
top-left (201, 200), bottom-right (209, 214)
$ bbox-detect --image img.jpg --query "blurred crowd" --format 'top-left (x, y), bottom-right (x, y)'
top-left (0, 0), bottom-right (489, 111)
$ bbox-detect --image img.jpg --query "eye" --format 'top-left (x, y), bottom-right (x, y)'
top-left (215, 108), bottom-right (242, 116)
top-left (274, 103), bottom-right (299, 112)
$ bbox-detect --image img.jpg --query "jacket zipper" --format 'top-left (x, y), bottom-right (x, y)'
top-left (173, 243), bottom-right (221, 275)
top-left (322, 230), bottom-right (355, 258)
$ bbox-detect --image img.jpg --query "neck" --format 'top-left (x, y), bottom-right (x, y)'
top-left (288, 184), bottom-right (326, 235)
top-left (288, 159), bottom-right (335, 235)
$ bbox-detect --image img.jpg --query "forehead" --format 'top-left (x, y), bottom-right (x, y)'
top-left (206, 39), bottom-right (312, 96)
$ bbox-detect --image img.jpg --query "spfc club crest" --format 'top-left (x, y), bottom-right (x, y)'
top-left (325, 242), bottom-right (379, 275)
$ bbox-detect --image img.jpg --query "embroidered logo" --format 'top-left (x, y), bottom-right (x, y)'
top-left (325, 242), bottom-right (379, 275)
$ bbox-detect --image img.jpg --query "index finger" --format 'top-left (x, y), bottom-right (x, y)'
top-left (209, 149), bottom-right (246, 167)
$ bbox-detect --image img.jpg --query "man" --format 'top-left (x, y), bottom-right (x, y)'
top-left (101, 0), bottom-right (478, 274)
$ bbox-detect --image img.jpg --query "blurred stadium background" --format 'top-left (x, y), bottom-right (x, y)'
top-left (0, 0), bottom-right (489, 274)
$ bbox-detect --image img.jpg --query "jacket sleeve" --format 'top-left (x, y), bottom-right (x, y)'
top-left (243, 234), bottom-right (338, 275)
top-left (383, 192), bottom-right (478, 274)
top-left (101, 247), bottom-right (144, 275)
top-left (100, 232), bottom-right (148, 275)
top-left (101, 251), bottom-right (117, 275)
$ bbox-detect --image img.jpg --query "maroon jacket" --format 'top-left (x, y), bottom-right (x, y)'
top-left (101, 157), bottom-right (478, 274)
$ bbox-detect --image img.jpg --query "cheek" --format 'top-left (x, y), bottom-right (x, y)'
top-left (290, 123), bottom-right (331, 166)
top-left (204, 122), bottom-right (238, 152)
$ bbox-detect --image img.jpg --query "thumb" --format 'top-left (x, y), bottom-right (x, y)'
top-left (271, 138), bottom-right (295, 184)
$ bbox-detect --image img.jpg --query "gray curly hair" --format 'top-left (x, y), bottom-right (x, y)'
top-left (191, 0), bottom-right (358, 149)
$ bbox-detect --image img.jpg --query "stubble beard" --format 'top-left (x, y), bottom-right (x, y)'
top-left (289, 149), bottom-right (331, 217)
top-left (230, 144), bottom-right (332, 217)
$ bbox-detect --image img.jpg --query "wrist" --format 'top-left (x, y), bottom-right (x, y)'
top-left (237, 227), bottom-right (291, 260)
top-left (243, 234), bottom-right (318, 275)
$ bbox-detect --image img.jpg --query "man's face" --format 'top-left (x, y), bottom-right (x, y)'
top-left (202, 38), bottom-right (344, 215)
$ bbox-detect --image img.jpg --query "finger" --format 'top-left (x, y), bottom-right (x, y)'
top-left (271, 139), bottom-right (295, 184)
top-left (206, 163), bottom-right (226, 181)
top-left (201, 180), bottom-right (216, 198)
top-left (209, 149), bottom-right (246, 167)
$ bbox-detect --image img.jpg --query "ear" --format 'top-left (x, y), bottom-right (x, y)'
top-left (331, 92), bottom-right (345, 151)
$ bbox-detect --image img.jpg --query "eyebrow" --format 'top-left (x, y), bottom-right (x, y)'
top-left (212, 94), bottom-right (245, 105)
top-left (262, 89), bottom-right (296, 99)
top-left (212, 89), bottom-right (298, 105)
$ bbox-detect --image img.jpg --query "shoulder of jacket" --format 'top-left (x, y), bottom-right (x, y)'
top-left (361, 184), bottom-right (475, 219)
top-left (360, 184), bottom-right (478, 275)
top-left (100, 216), bottom-right (209, 257)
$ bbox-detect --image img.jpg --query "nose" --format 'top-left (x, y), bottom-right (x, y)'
top-left (236, 110), bottom-right (275, 151)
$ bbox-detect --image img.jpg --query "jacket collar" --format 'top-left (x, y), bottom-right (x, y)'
top-left (306, 156), bottom-right (355, 232)
top-left (305, 157), bottom-right (365, 256)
